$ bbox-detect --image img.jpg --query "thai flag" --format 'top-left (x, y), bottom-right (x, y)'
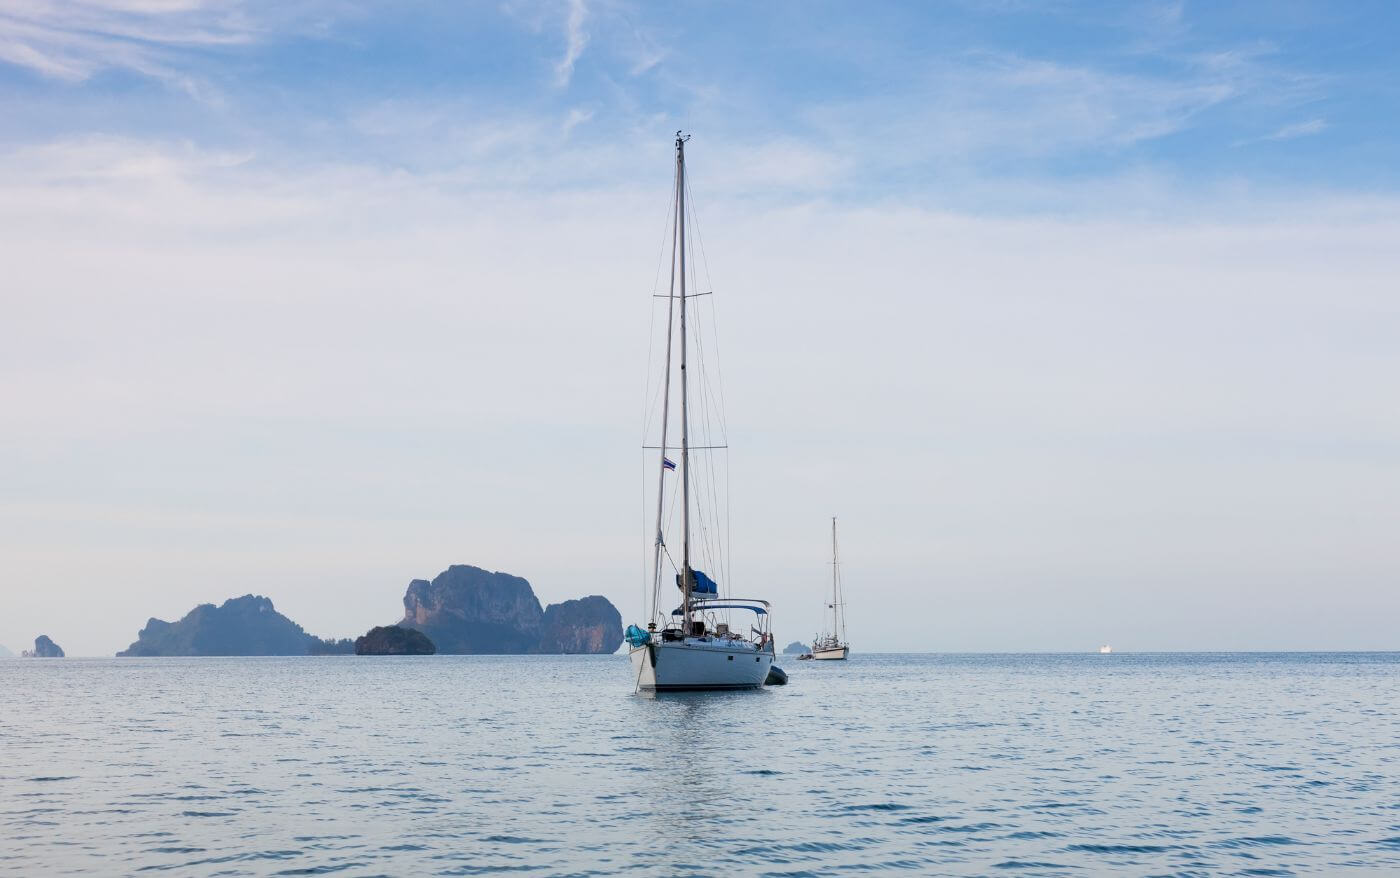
top-left (662, 457), bottom-right (677, 471)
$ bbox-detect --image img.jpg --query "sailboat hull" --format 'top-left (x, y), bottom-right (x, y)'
top-left (811, 645), bottom-right (848, 661)
top-left (630, 639), bottom-right (773, 691)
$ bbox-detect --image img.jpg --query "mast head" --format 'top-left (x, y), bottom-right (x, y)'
top-left (675, 130), bottom-right (691, 151)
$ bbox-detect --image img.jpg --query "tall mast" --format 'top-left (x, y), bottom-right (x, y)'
top-left (677, 132), bottom-right (693, 624)
top-left (648, 138), bottom-right (682, 624)
top-left (832, 516), bottom-right (844, 642)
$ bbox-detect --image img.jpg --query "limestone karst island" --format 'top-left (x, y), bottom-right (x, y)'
top-left (115, 564), bottom-right (621, 657)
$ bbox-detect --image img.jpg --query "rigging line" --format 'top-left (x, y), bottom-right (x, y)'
top-left (725, 438), bottom-right (733, 594)
top-left (640, 178), bottom-right (677, 448)
top-left (656, 456), bottom-right (684, 616)
top-left (684, 175), bottom-right (732, 443)
top-left (696, 407), bottom-right (722, 584)
top-left (640, 456), bottom-right (646, 620)
top-left (687, 209), bottom-right (736, 592)
top-left (681, 197), bottom-right (730, 570)
top-left (678, 164), bottom-right (733, 603)
top-left (641, 178), bottom-right (678, 617)
top-left (693, 339), bottom-right (726, 585)
top-left (684, 264), bottom-right (715, 563)
top-left (684, 173), bottom-right (716, 297)
top-left (691, 299), bottom-right (727, 592)
top-left (682, 184), bottom-right (731, 595)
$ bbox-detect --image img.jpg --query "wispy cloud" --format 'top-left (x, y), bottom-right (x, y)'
top-left (1266, 118), bottom-right (1328, 140)
top-left (798, 52), bottom-right (1242, 177)
top-left (0, 0), bottom-right (263, 95)
top-left (0, 1), bottom-right (347, 98)
top-left (561, 106), bottom-right (593, 136)
top-left (554, 0), bottom-right (588, 87)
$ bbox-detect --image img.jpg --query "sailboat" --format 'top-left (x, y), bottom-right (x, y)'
top-left (811, 517), bottom-right (850, 660)
top-left (625, 133), bottom-right (775, 691)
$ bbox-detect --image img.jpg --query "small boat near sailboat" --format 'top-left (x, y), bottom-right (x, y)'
top-left (625, 133), bottom-right (775, 692)
top-left (811, 517), bottom-right (850, 661)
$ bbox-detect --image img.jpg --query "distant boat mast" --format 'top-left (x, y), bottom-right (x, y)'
top-left (831, 516), bottom-right (846, 645)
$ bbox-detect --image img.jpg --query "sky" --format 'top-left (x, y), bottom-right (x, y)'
top-left (1, 1), bottom-right (1398, 655)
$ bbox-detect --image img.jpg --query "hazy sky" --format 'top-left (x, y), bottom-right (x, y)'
top-left (2, 1), bottom-right (1397, 655)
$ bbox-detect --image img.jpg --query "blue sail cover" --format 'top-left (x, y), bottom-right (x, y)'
top-left (676, 569), bottom-right (719, 596)
top-left (624, 624), bottom-right (651, 647)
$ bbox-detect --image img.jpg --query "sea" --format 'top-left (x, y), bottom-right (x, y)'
top-left (2, 653), bottom-right (1398, 877)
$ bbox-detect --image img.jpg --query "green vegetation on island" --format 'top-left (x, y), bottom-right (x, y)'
top-left (355, 625), bottom-right (436, 655)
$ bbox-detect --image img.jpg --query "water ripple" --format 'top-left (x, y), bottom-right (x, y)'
top-left (2, 653), bottom-right (1398, 876)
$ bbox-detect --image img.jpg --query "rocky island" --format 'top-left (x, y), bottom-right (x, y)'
top-left (22, 635), bottom-right (65, 658)
top-left (399, 565), bottom-right (621, 654)
top-left (117, 595), bottom-right (349, 656)
top-left (113, 564), bottom-right (621, 656)
top-left (355, 625), bottom-right (436, 655)
top-left (783, 641), bottom-right (810, 655)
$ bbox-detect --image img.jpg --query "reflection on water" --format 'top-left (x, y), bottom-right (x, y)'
top-left (2, 653), bottom-right (1399, 876)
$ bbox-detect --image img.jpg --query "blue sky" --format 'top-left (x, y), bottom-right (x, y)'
top-left (4, 1), bottom-right (1398, 199)
top-left (2, 2), bottom-right (1398, 654)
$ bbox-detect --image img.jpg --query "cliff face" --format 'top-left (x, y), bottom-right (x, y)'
top-left (537, 596), bottom-right (623, 654)
top-left (398, 565), bottom-right (621, 654)
top-left (117, 595), bottom-right (337, 656)
top-left (23, 635), bottom-right (65, 658)
top-left (401, 565), bottom-right (544, 653)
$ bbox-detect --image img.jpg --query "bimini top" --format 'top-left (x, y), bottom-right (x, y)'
top-left (672, 599), bottom-right (769, 616)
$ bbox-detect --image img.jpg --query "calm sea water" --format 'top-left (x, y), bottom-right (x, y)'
top-left (2, 653), bottom-right (1398, 876)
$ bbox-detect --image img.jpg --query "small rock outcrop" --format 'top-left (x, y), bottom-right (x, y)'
top-left (398, 564), bottom-right (621, 654)
top-left (783, 641), bottom-right (810, 655)
top-left (117, 595), bottom-right (343, 656)
top-left (22, 635), bottom-right (65, 658)
top-left (355, 625), bottom-right (436, 655)
top-left (0, 643), bottom-right (14, 658)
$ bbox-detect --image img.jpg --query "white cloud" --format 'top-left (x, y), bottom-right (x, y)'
top-left (553, 0), bottom-right (588, 86)
top-left (1266, 117), bottom-right (1328, 140)
top-left (751, 40), bottom-right (1333, 194)
top-left (0, 0), bottom-right (330, 95)
top-left (2, 137), bottom-right (1399, 653)
top-left (562, 106), bottom-right (594, 135)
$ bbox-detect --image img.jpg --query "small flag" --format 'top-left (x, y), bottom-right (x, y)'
top-left (662, 457), bottom-right (677, 471)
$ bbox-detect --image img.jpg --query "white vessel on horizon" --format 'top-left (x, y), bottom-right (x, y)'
top-left (625, 133), bottom-right (775, 691)
top-left (811, 517), bottom-right (850, 661)
top-left (1099, 644), bottom-right (1112, 654)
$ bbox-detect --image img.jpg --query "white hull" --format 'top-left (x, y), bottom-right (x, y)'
top-left (630, 638), bottom-right (773, 691)
top-left (812, 644), bottom-right (848, 660)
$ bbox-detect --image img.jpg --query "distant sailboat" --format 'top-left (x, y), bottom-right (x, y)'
top-left (811, 517), bottom-right (849, 661)
top-left (1099, 644), bottom-right (1112, 654)
top-left (625, 133), bottom-right (776, 691)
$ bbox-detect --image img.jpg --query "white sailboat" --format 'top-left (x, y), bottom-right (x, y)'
top-left (625, 133), bottom-right (775, 691)
top-left (811, 517), bottom-right (850, 660)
